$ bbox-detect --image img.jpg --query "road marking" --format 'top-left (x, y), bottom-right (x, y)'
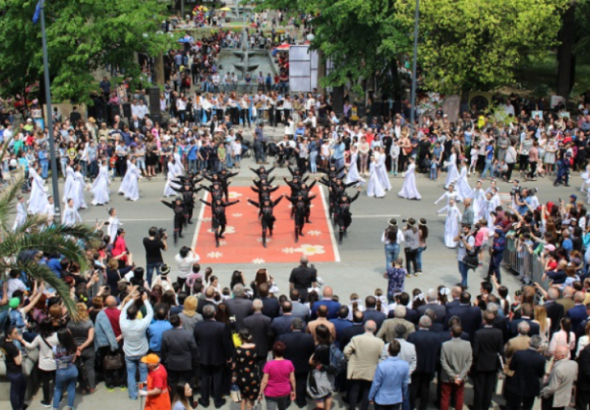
top-left (354, 214), bottom-right (401, 218)
top-left (116, 213), bottom-right (401, 222)
top-left (192, 191), bottom-right (208, 249)
top-left (319, 185), bottom-right (341, 262)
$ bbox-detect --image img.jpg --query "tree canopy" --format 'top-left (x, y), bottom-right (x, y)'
top-left (0, 0), bottom-right (172, 103)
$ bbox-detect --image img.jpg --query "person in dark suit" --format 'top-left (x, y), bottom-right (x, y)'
top-left (271, 301), bottom-right (304, 337)
top-left (193, 304), bottom-right (233, 408)
top-left (445, 286), bottom-right (462, 310)
top-left (416, 289), bottom-right (446, 324)
top-left (423, 309), bottom-right (444, 333)
top-left (439, 316), bottom-right (470, 342)
top-left (407, 315), bottom-right (441, 410)
top-left (330, 305), bottom-right (353, 340)
top-left (338, 310), bottom-right (365, 350)
top-left (565, 292), bottom-right (587, 332)
top-left (161, 314), bottom-right (200, 395)
top-left (510, 303), bottom-right (540, 338)
top-left (472, 310), bottom-right (504, 410)
top-left (288, 256), bottom-right (317, 302)
top-left (197, 286), bottom-right (217, 314)
top-left (444, 292), bottom-right (482, 340)
top-left (544, 288), bottom-right (565, 336)
top-left (278, 318), bottom-right (316, 408)
top-left (224, 284), bottom-right (253, 330)
top-left (505, 335), bottom-right (546, 410)
top-left (574, 304), bottom-right (590, 346)
top-left (363, 296), bottom-right (386, 331)
top-left (258, 283), bottom-right (280, 319)
top-left (576, 342), bottom-right (590, 410)
top-left (387, 292), bottom-right (419, 324)
top-left (311, 286), bottom-right (341, 320)
top-left (243, 299), bottom-right (273, 372)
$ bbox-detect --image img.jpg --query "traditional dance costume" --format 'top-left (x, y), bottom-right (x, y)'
top-left (444, 204), bottom-right (461, 248)
top-left (248, 196), bottom-right (284, 247)
top-left (199, 199), bottom-right (239, 247)
top-left (367, 161), bottom-right (386, 198)
top-left (398, 162), bottom-right (421, 200)
top-left (92, 164), bottom-right (111, 206)
top-left (444, 153), bottom-right (459, 189)
top-left (27, 168), bottom-right (49, 215)
top-left (334, 191), bottom-right (360, 243)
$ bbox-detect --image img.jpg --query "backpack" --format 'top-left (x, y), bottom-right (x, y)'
top-left (329, 343), bottom-right (346, 375)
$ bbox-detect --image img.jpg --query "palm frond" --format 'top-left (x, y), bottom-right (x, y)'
top-left (0, 173), bottom-right (25, 233)
top-left (12, 214), bottom-right (49, 235)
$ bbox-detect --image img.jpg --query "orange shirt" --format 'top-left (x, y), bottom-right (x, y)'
top-left (145, 365), bottom-right (170, 410)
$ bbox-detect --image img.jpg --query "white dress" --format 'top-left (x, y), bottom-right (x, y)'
top-left (91, 165), bottom-right (110, 206)
top-left (471, 188), bottom-right (485, 219)
top-left (173, 153), bottom-right (185, 175)
top-left (163, 162), bottom-right (181, 197)
top-left (42, 203), bottom-right (55, 225)
top-left (398, 163), bottom-right (421, 200)
top-left (376, 154), bottom-right (392, 191)
top-left (367, 162), bottom-right (385, 198)
top-left (12, 202), bottom-right (27, 231)
top-left (444, 205), bottom-right (461, 248)
top-left (62, 166), bottom-right (75, 203)
top-left (454, 165), bottom-right (473, 199)
top-left (581, 164), bottom-right (590, 192)
top-left (435, 191), bottom-right (463, 214)
top-left (345, 151), bottom-right (365, 185)
top-left (118, 160), bottom-right (133, 194)
top-left (61, 204), bottom-right (82, 226)
top-left (444, 154), bottom-right (459, 189)
top-left (67, 171), bottom-right (86, 210)
top-left (481, 199), bottom-right (496, 230)
top-left (123, 163), bottom-right (141, 201)
top-left (27, 168), bottom-right (49, 215)
top-left (108, 216), bottom-right (122, 243)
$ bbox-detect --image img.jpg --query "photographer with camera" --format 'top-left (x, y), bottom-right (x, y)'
top-left (454, 224), bottom-right (476, 288)
top-left (143, 227), bottom-right (168, 287)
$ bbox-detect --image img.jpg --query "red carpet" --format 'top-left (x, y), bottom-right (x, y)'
top-left (193, 185), bottom-right (339, 264)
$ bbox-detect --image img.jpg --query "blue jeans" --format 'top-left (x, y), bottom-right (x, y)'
top-left (254, 141), bottom-right (266, 163)
top-left (416, 246), bottom-right (425, 272)
top-left (41, 160), bottom-right (49, 178)
top-left (334, 157), bottom-right (344, 176)
top-left (430, 165), bottom-right (437, 180)
top-left (385, 243), bottom-right (400, 272)
top-left (80, 160), bottom-right (88, 177)
top-left (8, 372), bottom-right (26, 410)
top-left (309, 151), bottom-right (318, 173)
top-left (54, 365), bottom-right (78, 408)
top-left (233, 155), bottom-right (241, 167)
top-left (188, 159), bottom-right (197, 174)
top-left (146, 262), bottom-right (162, 286)
top-left (481, 159), bottom-right (493, 179)
top-left (458, 261), bottom-right (469, 287)
top-left (225, 153), bottom-right (233, 168)
top-left (125, 355), bottom-right (148, 400)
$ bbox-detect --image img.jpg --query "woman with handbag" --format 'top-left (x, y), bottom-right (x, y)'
top-left (259, 341), bottom-right (296, 410)
top-left (232, 329), bottom-right (261, 410)
top-left (307, 325), bottom-right (335, 410)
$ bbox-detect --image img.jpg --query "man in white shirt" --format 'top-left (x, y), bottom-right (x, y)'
top-left (136, 100), bottom-right (149, 120)
top-left (211, 73), bottom-right (220, 93)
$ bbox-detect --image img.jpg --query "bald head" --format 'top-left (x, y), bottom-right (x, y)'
top-left (464, 198), bottom-right (472, 207)
top-left (106, 296), bottom-right (117, 307)
top-left (364, 320), bottom-right (377, 333)
top-left (555, 345), bottom-right (569, 360)
top-left (517, 320), bottom-right (530, 336)
top-left (323, 286), bottom-right (333, 298)
top-left (575, 291), bottom-right (585, 304)
top-left (451, 286), bottom-right (462, 299)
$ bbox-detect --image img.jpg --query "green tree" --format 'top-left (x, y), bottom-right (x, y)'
top-left (0, 0), bottom-right (173, 104)
top-left (395, 0), bottom-right (569, 93)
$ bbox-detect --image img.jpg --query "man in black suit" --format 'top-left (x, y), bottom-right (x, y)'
top-left (259, 282), bottom-right (280, 319)
top-left (575, 303), bottom-right (590, 346)
top-left (417, 289), bottom-right (446, 324)
top-left (407, 315), bottom-right (441, 410)
top-left (338, 310), bottom-right (365, 349)
top-left (197, 286), bottom-right (217, 314)
top-left (278, 318), bottom-right (315, 408)
top-left (387, 292), bottom-right (419, 324)
top-left (244, 299), bottom-right (273, 372)
top-left (363, 296), bottom-right (386, 331)
top-left (161, 314), bottom-right (199, 394)
top-left (444, 291), bottom-right (482, 340)
top-left (445, 286), bottom-right (462, 310)
top-left (193, 305), bottom-right (232, 408)
top-left (577, 342), bottom-right (590, 410)
top-left (224, 284), bottom-right (253, 330)
top-left (423, 309), bottom-right (444, 333)
top-left (272, 301), bottom-right (303, 337)
top-left (288, 256), bottom-right (317, 302)
top-left (472, 310), bottom-right (504, 410)
top-left (509, 303), bottom-right (540, 338)
top-left (505, 335), bottom-right (546, 410)
top-left (544, 287), bottom-right (565, 337)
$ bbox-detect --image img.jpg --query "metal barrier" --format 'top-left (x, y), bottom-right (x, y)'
top-left (502, 238), bottom-right (550, 289)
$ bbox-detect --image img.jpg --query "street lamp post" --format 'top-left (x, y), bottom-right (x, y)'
top-left (40, 0), bottom-right (61, 221)
top-left (409, 0), bottom-right (419, 138)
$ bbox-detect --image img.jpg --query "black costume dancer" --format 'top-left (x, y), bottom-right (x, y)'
top-left (172, 183), bottom-right (202, 226)
top-left (250, 165), bottom-right (275, 180)
top-left (161, 197), bottom-right (186, 245)
top-left (199, 198), bottom-right (240, 247)
top-left (318, 164), bottom-right (345, 181)
top-left (203, 170), bottom-right (236, 201)
top-left (328, 179), bottom-right (358, 222)
top-left (286, 193), bottom-right (316, 243)
top-left (334, 189), bottom-right (361, 244)
top-left (248, 195), bottom-right (284, 247)
top-left (200, 181), bottom-right (225, 201)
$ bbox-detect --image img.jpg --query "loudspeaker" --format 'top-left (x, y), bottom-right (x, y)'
top-left (122, 103), bottom-right (132, 119)
top-left (148, 86), bottom-right (161, 119)
top-left (332, 86), bottom-right (344, 115)
top-left (109, 104), bottom-right (120, 123)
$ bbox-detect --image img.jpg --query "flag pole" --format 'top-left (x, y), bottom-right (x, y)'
top-left (39, 0), bottom-right (61, 221)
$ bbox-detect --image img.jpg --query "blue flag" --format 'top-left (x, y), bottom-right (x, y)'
top-left (32, 0), bottom-right (43, 24)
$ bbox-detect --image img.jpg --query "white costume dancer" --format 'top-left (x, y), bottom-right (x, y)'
top-left (471, 181), bottom-right (485, 219)
top-left (43, 199), bottom-right (55, 226)
top-left (173, 153), bottom-right (186, 175)
top-left (481, 193), bottom-right (496, 230)
top-left (444, 152), bottom-right (459, 189)
top-left (107, 208), bottom-right (122, 243)
top-left (490, 188), bottom-right (502, 210)
top-left (345, 147), bottom-right (365, 185)
top-left (27, 167), bottom-right (49, 215)
top-left (61, 201), bottom-right (82, 226)
top-left (62, 165), bottom-right (75, 203)
top-left (375, 150), bottom-right (392, 191)
top-left (454, 160), bottom-right (473, 199)
top-left (92, 163), bottom-right (111, 206)
top-left (119, 159), bottom-right (141, 201)
top-left (434, 185), bottom-right (463, 214)
top-left (444, 200), bottom-right (461, 248)
top-left (67, 168), bottom-right (86, 210)
top-left (367, 157), bottom-right (385, 198)
top-left (581, 164), bottom-right (590, 193)
top-left (13, 198), bottom-right (27, 231)
top-left (163, 159), bottom-right (182, 197)
top-left (398, 159), bottom-right (421, 200)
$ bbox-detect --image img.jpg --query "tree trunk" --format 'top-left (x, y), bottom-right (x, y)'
top-left (556, 4), bottom-right (576, 97)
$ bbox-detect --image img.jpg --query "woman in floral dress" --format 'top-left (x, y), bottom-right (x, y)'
top-left (232, 329), bottom-right (261, 410)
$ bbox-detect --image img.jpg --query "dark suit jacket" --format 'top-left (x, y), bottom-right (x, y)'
top-left (311, 300), bottom-right (341, 320)
top-left (161, 327), bottom-right (199, 371)
top-left (197, 298), bottom-right (216, 315)
top-left (507, 348), bottom-right (546, 396)
top-left (407, 329), bottom-right (441, 374)
top-left (278, 331), bottom-right (316, 374)
top-left (566, 304), bottom-right (587, 332)
top-left (544, 301), bottom-right (565, 335)
top-left (578, 343), bottom-right (590, 391)
top-left (225, 297), bottom-right (253, 330)
top-left (330, 318), bottom-right (353, 339)
top-left (193, 320), bottom-right (232, 366)
top-left (363, 309), bottom-right (386, 331)
top-left (338, 323), bottom-right (365, 350)
top-left (473, 326), bottom-right (504, 372)
top-left (576, 318), bottom-right (590, 345)
top-left (244, 312), bottom-right (273, 358)
top-left (271, 315), bottom-right (303, 337)
top-left (402, 308), bottom-right (419, 325)
top-left (439, 330), bottom-right (470, 343)
top-left (445, 304), bottom-right (482, 340)
top-left (417, 303), bottom-right (446, 324)
top-left (260, 296), bottom-right (280, 320)
top-left (509, 318), bottom-right (540, 339)
top-left (445, 299), bottom-right (461, 310)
